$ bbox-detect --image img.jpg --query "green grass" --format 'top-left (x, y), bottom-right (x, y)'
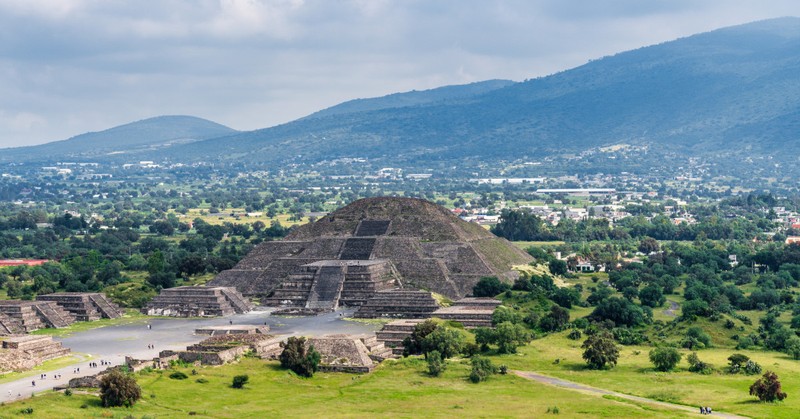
top-left (30, 311), bottom-right (147, 338)
top-left (495, 333), bottom-right (800, 419)
top-left (0, 357), bottom-right (688, 418)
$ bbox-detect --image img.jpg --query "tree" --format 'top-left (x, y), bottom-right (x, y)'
top-left (426, 350), bottom-right (446, 376)
top-left (548, 259), bottom-right (568, 276)
top-left (749, 371), bottom-right (787, 402)
top-left (99, 370), bottom-right (142, 407)
top-left (590, 297), bottom-right (648, 327)
top-left (402, 319), bottom-right (439, 356)
top-left (469, 355), bottom-right (496, 383)
top-left (638, 284), bottom-right (666, 308)
top-left (422, 326), bottom-right (466, 359)
top-left (493, 322), bottom-right (532, 353)
top-left (232, 374), bottom-right (249, 389)
top-left (539, 305), bottom-right (570, 332)
top-left (491, 306), bottom-right (522, 325)
top-left (582, 331), bottom-right (619, 369)
top-left (649, 347), bottom-right (682, 371)
top-left (785, 336), bottom-right (800, 360)
top-left (472, 277), bottom-right (510, 297)
top-left (681, 327), bottom-right (711, 349)
top-left (279, 337), bottom-right (321, 377)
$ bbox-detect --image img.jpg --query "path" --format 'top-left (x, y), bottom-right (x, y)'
top-left (513, 370), bottom-right (748, 419)
top-left (663, 300), bottom-right (679, 317)
top-left (0, 308), bottom-right (378, 403)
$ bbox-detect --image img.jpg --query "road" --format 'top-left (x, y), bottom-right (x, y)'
top-left (0, 308), bottom-right (378, 402)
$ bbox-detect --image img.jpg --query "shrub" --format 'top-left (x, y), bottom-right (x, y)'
top-left (231, 374), bottom-right (249, 389)
top-left (279, 336), bottom-right (321, 378)
top-left (539, 305), bottom-right (570, 332)
top-left (64, 388), bottom-right (73, 397)
top-left (100, 370), bottom-right (142, 408)
top-left (169, 371), bottom-right (188, 380)
top-left (492, 306), bottom-right (523, 325)
top-left (469, 355), bottom-right (496, 383)
top-left (499, 364), bottom-right (508, 375)
top-left (422, 325), bottom-right (467, 359)
top-left (195, 378), bottom-right (209, 384)
top-left (426, 350), bottom-right (446, 377)
top-left (687, 352), bottom-right (714, 374)
top-left (749, 371), bottom-right (787, 402)
top-left (744, 360), bottom-right (763, 375)
top-left (567, 329), bottom-right (582, 340)
top-left (649, 347), bottom-right (682, 372)
top-left (681, 327), bottom-right (711, 349)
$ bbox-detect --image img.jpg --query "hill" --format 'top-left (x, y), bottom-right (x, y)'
top-left (164, 17), bottom-right (800, 169)
top-left (0, 115), bottom-right (237, 163)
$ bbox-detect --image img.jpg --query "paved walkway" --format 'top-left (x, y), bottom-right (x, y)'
top-left (513, 370), bottom-right (748, 419)
top-left (0, 308), bottom-right (378, 403)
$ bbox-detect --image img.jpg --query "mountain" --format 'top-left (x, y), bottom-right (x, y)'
top-left (165, 17), bottom-right (800, 168)
top-left (302, 79), bottom-right (514, 120)
top-left (0, 115), bottom-right (237, 162)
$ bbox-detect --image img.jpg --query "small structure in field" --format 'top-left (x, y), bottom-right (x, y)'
top-left (0, 335), bottom-right (71, 373)
top-left (142, 286), bottom-right (252, 317)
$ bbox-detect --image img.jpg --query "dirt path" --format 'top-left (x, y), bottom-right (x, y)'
top-left (663, 300), bottom-right (679, 317)
top-left (513, 370), bottom-right (748, 419)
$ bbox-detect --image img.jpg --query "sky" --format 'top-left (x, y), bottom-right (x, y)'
top-left (1, 0), bottom-right (799, 148)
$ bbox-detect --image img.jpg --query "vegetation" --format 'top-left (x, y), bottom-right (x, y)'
top-left (232, 374), bottom-right (249, 389)
top-left (750, 371), bottom-right (787, 402)
top-left (469, 356), bottom-right (496, 383)
top-left (582, 332), bottom-right (619, 370)
top-left (99, 370), bottom-right (142, 408)
top-left (649, 347), bottom-right (682, 372)
top-left (279, 337), bottom-right (321, 378)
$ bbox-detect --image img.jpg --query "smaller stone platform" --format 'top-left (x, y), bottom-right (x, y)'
top-left (353, 290), bottom-right (441, 319)
top-left (36, 292), bottom-right (123, 321)
top-left (143, 286), bottom-right (253, 317)
top-left (195, 325), bottom-right (270, 336)
top-left (0, 335), bottom-right (71, 373)
top-left (160, 333), bottom-right (281, 365)
top-left (307, 334), bottom-right (376, 373)
top-left (0, 300), bottom-right (76, 332)
top-left (375, 319), bottom-right (424, 356)
top-left (429, 297), bottom-right (501, 328)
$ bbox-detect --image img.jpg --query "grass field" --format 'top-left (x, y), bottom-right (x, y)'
top-left (0, 357), bottom-right (688, 418)
top-left (494, 333), bottom-right (799, 419)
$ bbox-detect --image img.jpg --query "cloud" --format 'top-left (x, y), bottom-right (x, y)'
top-left (0, 0), bottom-right (799, 147)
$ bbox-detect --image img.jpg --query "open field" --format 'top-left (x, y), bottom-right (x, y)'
top-left (495, 333), bottom-right (800, 419)
top-left (0, 357), bottom-right (687, 418)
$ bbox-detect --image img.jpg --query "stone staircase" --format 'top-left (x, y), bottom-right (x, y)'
top-left (33, 302), bottom-right (75, 328)
top-left (375, 319), bottom-right (423, 356)
top-left (339, 238), bottom-right (376, 260)
top-left (354, 220), bottom-right (391, 237)
top-left (429, 297), bottom-right (500, 328)
top-left (353, 290), bottom-right (441, 319)
top-left (305, 266), bottom-right (345, 310)
top-left (359, 334), bottom-right (395, 361)
top-left (88, 293), bottom-right (125, 318)
top-left (0, 313), bottom-right (24, 335)
top-left (218, 287), bottom-right (254, 313)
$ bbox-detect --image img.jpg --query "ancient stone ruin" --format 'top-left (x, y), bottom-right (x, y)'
top-left (353, 290), bottom-right (441, 319)
top-left (210, 197), bottom-right (531, 313)
top-left (0, 335), bottom-right (71, 373)
top-left (195, 325), bottom-right (270, 336)
top-left (429, 297), bottom-right (501, 328)
top-left (36, 292), bottom-right (123, 321)
top-left (142, 286), bottom-right (253, 317)
top-left (0, 300), bottom-right (76, 332)
top-left (307, 334), bottom-right (387, 373)
top-left (159, 333), bottom-right (282, 365)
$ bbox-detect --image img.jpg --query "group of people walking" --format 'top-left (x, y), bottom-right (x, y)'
top-left (700, 406), bottom-right (713, 415)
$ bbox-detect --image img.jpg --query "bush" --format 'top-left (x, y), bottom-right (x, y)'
top-left (469, 356), bottom-right (496, 383)
top-left (749, 371), bottom-right (787, 402)
top-left (100, 370), bottom-right (142, 408)
top-left (473, 277), bottom-right (510, 297)
top-left (231, 374), bottom-right (249, 389)
top-left (279, 336), bottom-right (321, 378)
top-left (195, 378), bottom-right (209, 384)
top-left (681, 327), bottom-right (711, 349)
top-left (687, 352), bottom-right (714, 374)
top-left (169, 371), bottom-right (188, 380)
top-left (422, 325), bottom-right (467, 359)
top-left (567, 329), bottom-right (582, 340)
top-left (426, 350), bottom-right (446, 377)
top-left (491, 306), bottom-right (523, 325)
top-left (539, 305), bottom-right (570, 332)
top-left (649, 347), bottom-right (682, 372)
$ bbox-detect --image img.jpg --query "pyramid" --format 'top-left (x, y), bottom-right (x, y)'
top-left (209, 197), bottom-right (532, 306)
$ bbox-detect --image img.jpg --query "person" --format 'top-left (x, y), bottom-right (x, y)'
top-left (229, 320), bottom-right (233, 325)
top-left (31, 380), bottom-right (35, 387)
top-left (707, 407), bottom-right (712, 414)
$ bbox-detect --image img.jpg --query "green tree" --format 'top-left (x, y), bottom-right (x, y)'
top-left (279, 337), bottom-right (321, 377)
top-left (582, 331), bottom-right (619, 369)
top-left (422, 326), bottom-right (466, 359)
top-left (548, 259), bottom-right (568, 276)
top-left (749, 371), bottom-right (787, 402)
top-left (649, 347), bottom-right (682, 371)
top-left (638, 284), bottom-right (665, 308)
top-left (493, 322), bottom-right (532, 354)
top-left (402, 319), bottom-right (439, 356)
top-left (99, 370), bottom-right (142, 407)
top-left (539, 305), bottom-right (570, 332)
top-left (785, 336), bottom-right (800, 360)
top-left (472, 277), bottom-right (510, 297)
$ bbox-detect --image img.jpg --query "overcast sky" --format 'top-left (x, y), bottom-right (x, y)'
top-left (1, 0), bottom-right (799, 148)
